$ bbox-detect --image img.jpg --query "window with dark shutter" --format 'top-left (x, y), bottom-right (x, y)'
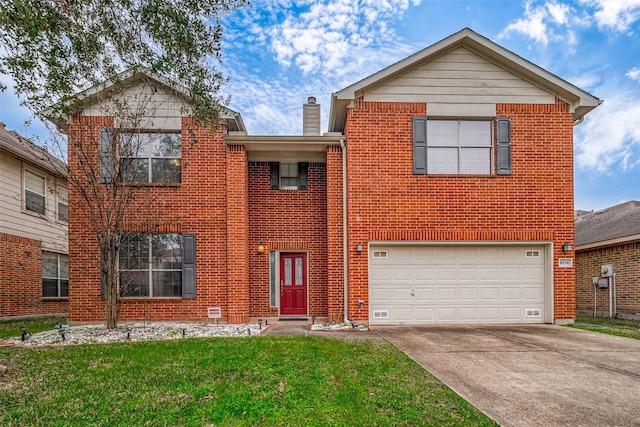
top-left (99, 128), bottom-right (115, 183)
top-left (269, 162), bottom-right (279, 189)
top-left (298, 162), bottom-right (309, 190)
top-left (413, 117), bottom-right (427, 174)
top-left (496, 118), bottom-right (512, 175)
top-left (182, 234), bottom-right (196, 299)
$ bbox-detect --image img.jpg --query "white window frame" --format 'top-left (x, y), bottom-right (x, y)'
top-left (42, 251), bottom-right (69, 298)
top-left (119, 132), bottom-right (182, 184)
top-left (279, 163), bottom-right (299, 190)
top-left (426, 119), bottom-right (493, 175)
top-left (24, 168), bottom-right (47, 216)
top-left (119, 233), bottom-right (183, 298)
top-left (57, 183), bottom-right (68, 222)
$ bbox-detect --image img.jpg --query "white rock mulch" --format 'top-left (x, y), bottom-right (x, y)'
top-left (311, 322), bottom-right (369, 331)
top-left (5, 322), bottom-right (262, 347)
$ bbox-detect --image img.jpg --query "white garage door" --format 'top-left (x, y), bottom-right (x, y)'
top-left (369, 245), bottom-right (547, 325)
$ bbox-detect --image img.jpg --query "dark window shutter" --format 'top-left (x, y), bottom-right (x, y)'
top-left (99, 129), bottom-right (115, 183)
top-left (182, 234), bottom-right (196, 299)
top-left (298, 162), bottom-right (309, 190)
top-left (269, 162), bottom-right (279, 190)
top-left (496, 118), bottom-right (512, 176)
top-left (413, 117), bottom-right (427, 174)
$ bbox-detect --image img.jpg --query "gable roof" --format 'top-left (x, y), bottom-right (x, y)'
top-left (575, 201), bottom-right (640, 249)
top-left (0, 122), bottom-right (67, 178)
top-left (328, 28), bottom-right (602, 133)
top-left (43, 68), bottom-right (245, 133)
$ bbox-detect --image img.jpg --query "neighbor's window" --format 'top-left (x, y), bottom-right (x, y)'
top-left (57, 183), bottom-right (68, 222)
top-left (42, 252), bottom-right (69, 298)
top-left (25, 169), bottom-right (46, 215)
top-left (119, 133), bottom-right (181, 184)
top-left (119, 233), bottom-right (183, 297)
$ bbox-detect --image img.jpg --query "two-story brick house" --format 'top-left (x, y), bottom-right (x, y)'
top-left (0, 123), bottom-right (69, 318)
top-left (48, 28), bottom-right (600, 325)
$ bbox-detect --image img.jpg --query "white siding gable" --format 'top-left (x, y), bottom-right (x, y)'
top-left (364, 47), bottom-right (555, 108)
top-left (82, 82), bottom-right (188, 130)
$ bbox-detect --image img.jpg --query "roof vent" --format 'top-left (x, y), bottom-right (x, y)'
top-left (307, 96), bottom-right (316, 104)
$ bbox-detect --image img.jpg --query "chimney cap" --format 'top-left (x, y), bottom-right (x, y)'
top-left (307, 96), bottom-right (317, 105)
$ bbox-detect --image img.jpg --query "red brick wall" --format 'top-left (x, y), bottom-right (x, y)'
top-left (0, 233), bottom-right (68, 318)
top-left (67, 116), bottom-right (240, 323)
top-left (576, 242), bottom-right (640, 318)
top-left (248, 161), bottom-right (328, 318)
top-left (344, 98), bottom-right (576, 321)
top-left (326, 146), bottom-right (345, 322)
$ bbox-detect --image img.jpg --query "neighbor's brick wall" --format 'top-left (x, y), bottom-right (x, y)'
top-left (0, 233), bottom-right (67, 318)
top-left (248, 162), bottom-right (328, 318)
top-left (576, 242), bottom-right (640, 317)
top-left (67, 115), bottom-right (239, 323)
top-left (344, 98), bottom-right (576, 321)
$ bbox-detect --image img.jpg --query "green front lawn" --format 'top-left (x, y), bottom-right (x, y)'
top-left (568, 316), bottom-right (640, 340)
top-left (0, 316), bottom-right (67, 339)
top-left (0, 336), bottom-right (495, 426)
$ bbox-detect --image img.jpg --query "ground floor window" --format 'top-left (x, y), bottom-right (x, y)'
top-left (119, 233), bottom-right (183, 297)
top-left (42, 252), bottom-right (69, 298)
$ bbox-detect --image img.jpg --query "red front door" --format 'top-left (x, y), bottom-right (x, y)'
top-left (280, 253), bottom-right (307, 315)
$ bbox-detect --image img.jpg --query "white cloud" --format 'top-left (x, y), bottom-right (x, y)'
top-left (575, 92), bottom-right (640, 173)
top-left (264, 0), bottom-right (417, 76)
top-left (627, 67), bottom-right (640, 81)
top-left (500, 0), bottom-right (580, 45)
top-left (581, 0), bottom-right (640, 31)
top-left (567, 72), bottom-right (601, 90)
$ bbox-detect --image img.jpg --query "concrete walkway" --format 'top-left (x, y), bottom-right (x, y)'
top-left (260, 320), bottom-right (379, 339)
top-left (376, 324), bottom-right (640, 427)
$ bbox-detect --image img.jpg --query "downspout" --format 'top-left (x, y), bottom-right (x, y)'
top-left (340, 139), bottom-right (348, 323)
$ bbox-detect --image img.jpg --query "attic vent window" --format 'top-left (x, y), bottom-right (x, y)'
top-left (526, 308), bottom-right (541, 318)
top-left (372, 250), bottom-right (388, 258)
top-left (525, 250), bottom-right (541, 258)
top-left (373, 310), bottom-right (389, 319)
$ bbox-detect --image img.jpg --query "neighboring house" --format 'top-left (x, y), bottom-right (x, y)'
top-left (47, 28), bottom-right (600, 325)
top-left (0, 123), bottom-right (69, 318)
top-left (575, 201), bottom-right (640, 320)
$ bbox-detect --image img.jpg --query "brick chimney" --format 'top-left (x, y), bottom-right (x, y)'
top-left (0, 122), bottom-right (6, 131)
top-left (303, 96), bottom-right (320, 136)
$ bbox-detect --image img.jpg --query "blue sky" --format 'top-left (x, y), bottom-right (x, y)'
top-left (1, 0), bottom-right (640, 211)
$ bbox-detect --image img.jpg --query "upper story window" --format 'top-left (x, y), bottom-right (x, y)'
top-left (99, 129), bottom-right (181, 184)
top-left (24, 169), bottom-right (46, 215)
top-left (57, 184), bottom-right (68, 222)
top-left (269, 162), bottom-right (309, 190)
top-left (120, 133), bottom-right (182, 184)
top-left (413, 117), bottom-right (511, 176)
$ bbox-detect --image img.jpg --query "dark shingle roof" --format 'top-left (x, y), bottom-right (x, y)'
top-left (0, 123), bottom-right (66, 177)
top-left (575, 201), bottom-right (640, 246)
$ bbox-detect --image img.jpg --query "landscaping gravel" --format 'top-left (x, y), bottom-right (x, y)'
top-left (5, 322), bottom-right (262, 346)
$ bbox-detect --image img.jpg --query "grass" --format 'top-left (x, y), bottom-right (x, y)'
top-left (568, 316), bottom-right (640, 340)
top-left (0, 316), bottom-right (67, 339)
top-left (0, 336), bottom-right (496, 426)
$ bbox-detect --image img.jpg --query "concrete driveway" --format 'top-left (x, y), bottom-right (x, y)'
top-left (376, 325), bottom-right (640, 427)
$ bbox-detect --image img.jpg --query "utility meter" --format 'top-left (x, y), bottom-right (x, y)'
top-left (601, 264), bottom-right (613, 278)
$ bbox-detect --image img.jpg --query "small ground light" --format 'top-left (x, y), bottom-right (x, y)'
top-left (247, 328), bottom-right (251, 336)
top-left (258, 319), bottom-right (263, 329)
top-left (312, 315), bottom-right (316, 324)
top-left (182, 328), bottom-right (187, 337)
top-left (57, 329), bottom-right (66, 341)
top-left (20, 326), bottom-right (31, 341)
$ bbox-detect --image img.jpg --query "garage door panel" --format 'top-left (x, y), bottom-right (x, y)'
top-left (459, 287), bottom-right (478, 300)
top-left (392, 268), bottom-right (413, 280)
top-left (369, 244), bottom-right (547, 325)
